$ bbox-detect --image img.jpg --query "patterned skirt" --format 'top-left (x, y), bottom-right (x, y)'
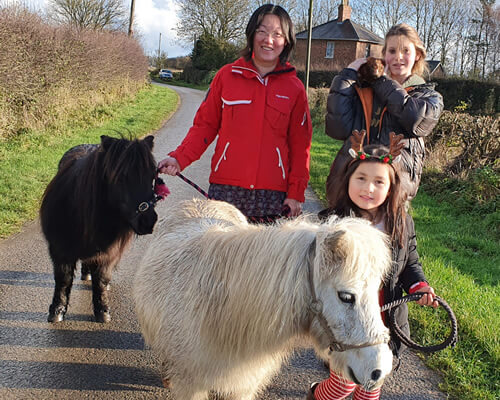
top-left (208, 183), bottom-right (286, 223)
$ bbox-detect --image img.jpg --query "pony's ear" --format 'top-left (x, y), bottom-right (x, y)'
top-left (100, 135), bottom-right (117, 150)
top-left (318, 229), bottom-right (349, 268)
top-left (143, 135), bottom-right (154, 150)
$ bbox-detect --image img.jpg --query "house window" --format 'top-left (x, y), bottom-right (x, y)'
top-left (325, 41), bottom-right (334, 58)
top-left (365, 44), bottom-right (371, 57)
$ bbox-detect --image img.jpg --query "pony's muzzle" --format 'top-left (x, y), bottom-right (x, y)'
top-left (132, 209), bottom-right (158, 235)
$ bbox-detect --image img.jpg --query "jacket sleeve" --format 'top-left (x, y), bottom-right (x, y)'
top-left (325, 68), bottom-right (359, 141)
top-left (286, 85), bottom-right (312, 202)
top-left (398, 215), bottom-right (428, 293)
top-left (372, 76), bottom-right (443, 138)
top-left (169, 70), bottom-right (224, 169)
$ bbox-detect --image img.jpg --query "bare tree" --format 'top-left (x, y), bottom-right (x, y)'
top-left (48, 0), bottom-right (128, 31)
top-left (435, 0), bottom-right (469, 69)
top-left (176, 0), bottom-right (251, 44)
top-left (480, 2), bottom-right (499, 78)
top-left (351, 0), bottom-right (379, 33)
top-left (292, 0), bottom-right (338, 33)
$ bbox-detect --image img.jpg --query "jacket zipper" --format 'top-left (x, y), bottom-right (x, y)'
top-left (214, 142), bottom-right (230, 171)
top-left (276, 147), bottom-right (285, 180)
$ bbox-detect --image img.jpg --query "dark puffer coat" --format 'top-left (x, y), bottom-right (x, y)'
top-left (384, 214), bottom-right (427, 354)
top-left (325, 68), bottom-right (443, 203)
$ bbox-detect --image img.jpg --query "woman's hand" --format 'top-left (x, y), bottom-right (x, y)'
top-left (347, 58), bottom-right (367, 71)
top-left (415, 286), bottom-right (439, 308)
top-left (158, 156), bottom-right (181, 176)
top-left (283, 198), bottom-right (302, 217)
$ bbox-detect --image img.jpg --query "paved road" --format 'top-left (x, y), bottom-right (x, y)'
top-left (0, 84), bottom-right (447, 399)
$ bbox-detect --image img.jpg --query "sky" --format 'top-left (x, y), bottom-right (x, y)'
top-left (131, 0), bottom-right (191, 58)
top-left (8, 0), bottom-right (192, 58)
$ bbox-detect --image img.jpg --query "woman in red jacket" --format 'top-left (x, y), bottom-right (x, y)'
top-left (158, 4), bottom-right (312, 222)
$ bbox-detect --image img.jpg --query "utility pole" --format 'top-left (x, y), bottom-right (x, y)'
top-left (128, 0), bottom-right (135, 37)
top-left (158, 33), bottom-right (162, 69)
top-left (305, 0), bottom-right (314, 93)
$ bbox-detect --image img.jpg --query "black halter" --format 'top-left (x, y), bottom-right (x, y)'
top-left (134, 174), bottom-right (169, 215)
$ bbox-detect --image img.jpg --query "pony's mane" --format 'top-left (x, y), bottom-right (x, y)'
top-left (173, 215), bottom-right (391, 358)
top-left (43, 136), bottom-right (156, 244)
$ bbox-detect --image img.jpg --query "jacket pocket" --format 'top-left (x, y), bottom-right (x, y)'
top-left (221, 97), bottom-right (252, 129)
top-left (265, 95), bottom-right (291, 134)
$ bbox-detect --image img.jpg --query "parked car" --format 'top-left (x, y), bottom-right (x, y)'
top-left (159, 69), bottom-right (173, 80)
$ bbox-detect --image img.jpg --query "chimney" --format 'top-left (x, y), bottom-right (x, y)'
top-left (338, 0), bottom-right (351, 22)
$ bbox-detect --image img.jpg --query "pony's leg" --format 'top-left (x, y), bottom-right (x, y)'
top-left (169, 384), bottom-right (209, 400)
top-left (160, 360), bottom-right (171, 388)
top-left (87, 260), bottom-right (113, 323)
top-left (48, 261), bottom-right (76, 323)
top-left (80, 261), bottom-right (91, 281)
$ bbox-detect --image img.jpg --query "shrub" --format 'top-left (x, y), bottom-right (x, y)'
top-left (297, 70), bottom-right (337, 88)
top-left (307, 87), bottom-right (329, 127)
top-left (181, 65), bottom-right (213, 85)
top-left (432, 77), bottom-right (499, 115)
top-left (427, 111), bottom-right (499, 174)
top-left (191, 33), bottom-right (239, 71)
top-left (0, 6), bottom-right (148, 139)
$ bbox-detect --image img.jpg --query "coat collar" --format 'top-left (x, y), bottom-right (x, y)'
top-left (231, 57), bottom-right (295, 81)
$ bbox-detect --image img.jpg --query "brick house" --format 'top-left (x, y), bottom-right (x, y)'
top-left (293, 0), bottom-right (384, 71)
top-left (426, 60), bottom-right (446, 79)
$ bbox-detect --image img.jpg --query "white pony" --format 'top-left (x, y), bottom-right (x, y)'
top-left (134, 199), bottom-right (393, 400)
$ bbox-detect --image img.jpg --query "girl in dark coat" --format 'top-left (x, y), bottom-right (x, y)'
top-left (325, 23), bottom-right (443, 203)
top-left (311, 133), bottom-right (438, 400)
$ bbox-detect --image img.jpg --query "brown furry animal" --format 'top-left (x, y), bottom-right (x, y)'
top-left (357, 57), bottom-right (385, 86)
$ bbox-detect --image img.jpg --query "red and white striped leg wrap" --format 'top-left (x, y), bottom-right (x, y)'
top-left (315, 370), bottom-right (356, 400)
top-left (353, 385), bottom-right (381, 400)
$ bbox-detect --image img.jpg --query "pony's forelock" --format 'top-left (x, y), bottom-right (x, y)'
top-left (102, 138), bottom-right (156, 185)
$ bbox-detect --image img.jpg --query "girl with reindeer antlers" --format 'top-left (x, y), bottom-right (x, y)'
top-left (325, 23), bottom-right (443, 204)
top-left (311, 131), bottom-right (439, 400)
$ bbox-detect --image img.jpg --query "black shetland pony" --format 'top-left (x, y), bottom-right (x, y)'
top-left (41, 135), bottom-right (164, 323)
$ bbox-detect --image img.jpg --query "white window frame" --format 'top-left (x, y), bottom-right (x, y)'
top-left (365, 44), bottom-right (371, 57)
top-left (325, 41), bottom-right (335, 59)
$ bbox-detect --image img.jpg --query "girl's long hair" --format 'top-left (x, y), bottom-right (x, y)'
top-left (329, 144), bottom-right (407, 247)
top-left (382, 23), bottom-right (428, 77)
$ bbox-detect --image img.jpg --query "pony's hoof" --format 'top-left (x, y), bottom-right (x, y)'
top-left (94, 311), bottom-right (111, 323)
top-left (81, 273), bottom-right (92, 281)
top-left (48, 311), bottom-right (65, 323)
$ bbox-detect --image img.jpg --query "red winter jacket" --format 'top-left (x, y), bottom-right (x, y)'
top-left (169, 57), bottom-right (312, 202)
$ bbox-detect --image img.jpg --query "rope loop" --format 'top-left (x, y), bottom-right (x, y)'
top-left (381, 293), bottom-right (458, 353)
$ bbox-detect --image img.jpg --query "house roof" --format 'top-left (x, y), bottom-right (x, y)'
top-left (427, 60), bottom-right (442, 73)
top-left (296, 19), bottom-right (384, 44)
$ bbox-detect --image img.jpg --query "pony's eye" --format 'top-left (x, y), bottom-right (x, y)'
top-left (338, 291), bottom-right (355, 304)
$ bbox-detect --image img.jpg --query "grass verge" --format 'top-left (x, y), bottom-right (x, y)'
top-left (151, 77), bottom-right (210, 91)
top-left (309, 127), bottom-right (499, 400)
top-left (0, 84), bottom-right (178, 239)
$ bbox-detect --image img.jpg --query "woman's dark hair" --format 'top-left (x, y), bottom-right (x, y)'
top-left (329, 144), bottom-right (407, 247)
top-left (241, 4), bottom-right (295, 65)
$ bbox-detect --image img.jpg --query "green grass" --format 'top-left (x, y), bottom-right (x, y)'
top-left (0, 84), bottom-right (179, 238)
top-left (309, 128), bottom-right (500, 400)
top-left (151, 76), bottom-right (210, 91)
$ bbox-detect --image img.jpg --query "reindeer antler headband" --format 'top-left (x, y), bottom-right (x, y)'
top-left (348, 130), bottom-right (404, 165)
